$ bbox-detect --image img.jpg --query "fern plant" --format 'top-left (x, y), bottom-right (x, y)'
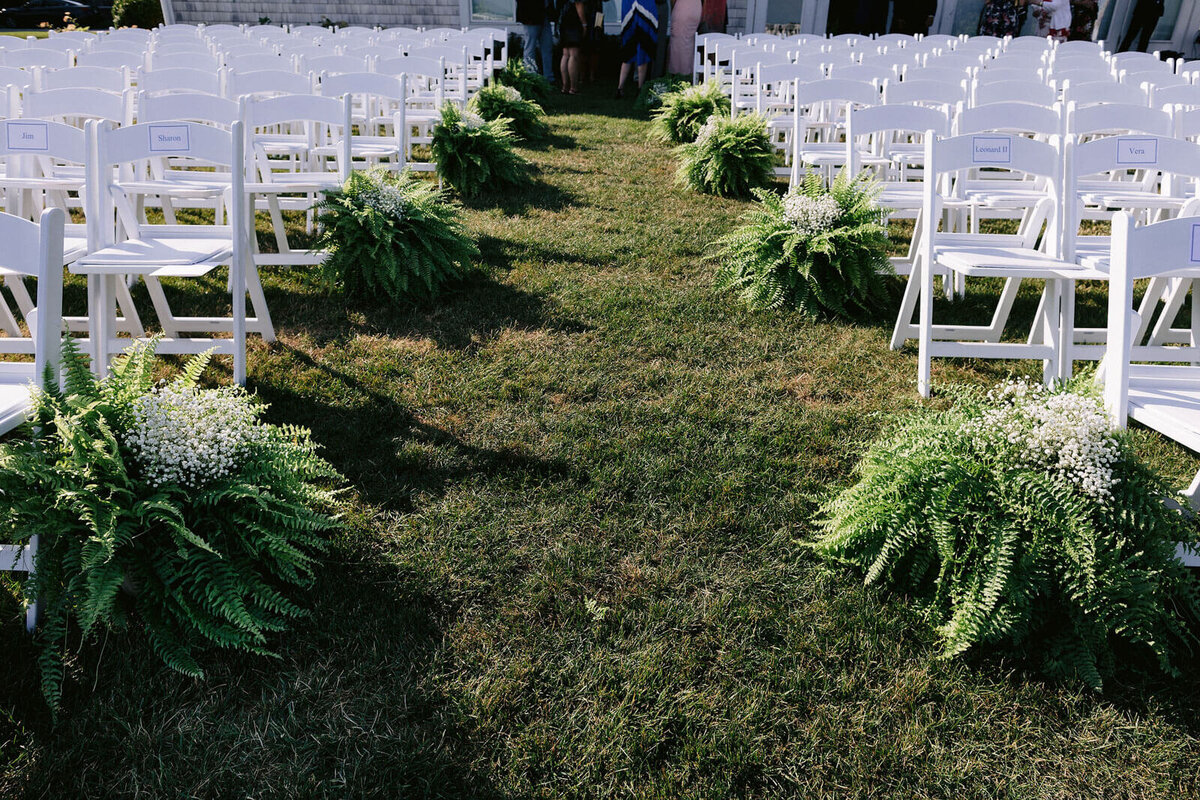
top-left (811, 379), bottom-right (1200, 690)
top-left (635, 74), bottom-right (690, 113)
top-left (676, 113), bottom-right (775, 199)
top-left (1, 339), bottom-right (342, 710)
top-left (469, 83), bottom-right (549, 141)
top-left (314, 169), bottom-right (480, 304)
top-left (495, 58), bottom-right (553, 107)
top-left (714, 170), bottom-right (892, 316)
top-left (651, 81), bottom-right (732, 144)
top-left (431, 103), bottom-right (529, 200)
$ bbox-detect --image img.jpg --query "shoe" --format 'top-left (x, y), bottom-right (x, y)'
top-left (615, 87), bottom-right (625, 99)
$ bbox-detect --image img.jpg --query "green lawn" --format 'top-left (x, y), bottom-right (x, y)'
top-left (3, 89), bottom-right (1200, 798)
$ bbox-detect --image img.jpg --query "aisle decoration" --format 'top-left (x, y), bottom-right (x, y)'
top-left (315, 169), bottom-right (480, 304)
top-left (2, 340), bottom-right (342, 709)
top-left (635, 74), bottom-right (690, 113)
top-left (651, 80), bottom-right (731, 144)
top-left (676, 113), bottom-right (774, 199)
top-left (811, 379), bottom-right (1200, 689)
top-left (714, 170), bottom-right (891, 316)
top-left (495, 58), bottom-right (553, 107)
top-left (431, 104), bottom-right (529, 200)
top-left (469, 83), bottom-right (549, 142)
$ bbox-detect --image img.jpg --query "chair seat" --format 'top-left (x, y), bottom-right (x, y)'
top-left (247, 174), bottom-right (341, 194)
top-left (1073, 235), bottom-right (1112, 272)
top-left (0, 371), bottom-right (37, 437)
top-left (935, 244), bottom-right (1099, 279)
top-left (1127, 367), bottom-right (1200, 454)
top-left (1079, 190), bottom-right (1184, 210)
top-left (73, 236), bottom-right (232, 277)
top-left (315, 138), bottom-right (400, 158)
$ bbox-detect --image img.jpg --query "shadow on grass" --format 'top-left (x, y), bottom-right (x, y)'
top-left (0, 542), bottom-right (509, 798)
top-left (256, 343), bottom-right (580, 512)
top-left (461, 175), bottom-right (577, 215)
top-left (476, 234), bottom-right (612, 271)
top-left (522, 131), bottom-right (578, 151)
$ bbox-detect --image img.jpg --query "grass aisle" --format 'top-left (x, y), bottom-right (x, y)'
top-left (4, 91), bottom-right (1200, 798)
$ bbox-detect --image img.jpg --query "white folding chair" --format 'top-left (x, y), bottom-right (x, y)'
top-left (222, 68), bottom-right (313, 99)
top-left (1102, 211), bottom-right (1200, 565)
top-left (241, 93), bottom-right (352, 268)
top-left (37, 65), bottom-right (129, 93)
top-left (895, 131), bottom-right (1088, 396)
top-left (74, 119), bottom-right (259, 383)
top-left (0, 206), bottom-right (66, 632)
top-left (137, 67), bottom-right (221, 98)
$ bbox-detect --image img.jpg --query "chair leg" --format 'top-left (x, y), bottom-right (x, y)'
top-left (1057, 279), bottom-right (1075, 382)
top-left (143, 277), bottom-right (181, 338)
top-left (245, 264), bottom-right (276, 343)
top-left (987, 277), bottom-right (1023, 343)
top-left (891, 254), bottom-right (922, 351)
top-left (918, 259), bottom-right (933, 398)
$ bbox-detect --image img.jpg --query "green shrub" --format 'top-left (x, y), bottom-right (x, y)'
top-left (634, 74), bottom-right (691, 113)
top-left (4, 339), bottom-right (342, 710)
top-left (111, 0), bottom-right (162, 28)
top-left (431, 103), bottom-right (529, 200)
top-left (495, 59), bottom-right (553, 107)
top-left (469, 83), bottom-right (549, 141)
top-left (676, 113), bottom-right (774, 199)
top-left (314, 169), bottom-right (480, 304)
top-left (651, 81), bottom-right (731, 144)
top-left (811, 379), bottom-right (1200, 690)
top-left (714, 170), bottom-right (892, 316)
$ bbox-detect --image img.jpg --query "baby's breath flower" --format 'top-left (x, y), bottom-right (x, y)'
top-left (498, 85), bottom-right (522, 102)
top-left (356, 181), bottom-right (409, 220)
top-left (971, 381), bottom-right (1120, 500)
top-left (694, 115), bottom-right (721, 146)
top-left (461, 110), bottom-right (486, 130)
top-left (782, 192), bottom-right (842, 238)
top-left (124, 385), bottom-right (265, 489)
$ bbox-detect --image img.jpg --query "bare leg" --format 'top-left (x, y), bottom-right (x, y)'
top-left (617, 60), bottom-right (633, 95)
top-left (636, 62), bottom-right (649, 88)
top-left (566, 46), bottom-right (582, 92)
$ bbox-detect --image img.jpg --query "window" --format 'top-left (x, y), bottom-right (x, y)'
top-left (471, 0), bottom-right (516, 22)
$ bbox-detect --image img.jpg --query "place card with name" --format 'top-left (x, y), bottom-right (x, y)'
top-left (971, 135), bottom-right (1011, 165)
top-left (1190, 223), bottom-right (1200, 264)
top-left (1116, 136), bottom-right (1158, 166)
top-left (6, 121), bottom-right (49, 152)
top-left (148, 124), bottom-right (191, 153)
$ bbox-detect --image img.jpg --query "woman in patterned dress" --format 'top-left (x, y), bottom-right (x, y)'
top-left (977, 0), bottom-right (1028, 37)
top-left (616, 0), bottom-right (659, 97)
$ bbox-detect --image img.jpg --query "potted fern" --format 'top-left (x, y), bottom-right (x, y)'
top-left (635, 74), bottom-right (691, 113)
top-left (315, 169), bottom-right (480, 304)
top-left (714, 170), bottom-right (892, 316)
top-left (676, 113), bottom-right (775, 199)
top-left (495, 58), bottom-right (553, 107)
top-left (812, 378), bottom-right (1200, 690)
top-left (469, 83), bottom-right (549, 142)
top-left (651, 80), bottom-right (732, 144)
top-left (431, 103), bottom-right (530, 200)
top-left (2, 340), bottom-right (342, 709)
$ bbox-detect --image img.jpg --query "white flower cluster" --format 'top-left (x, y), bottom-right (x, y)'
top-left (974, 380), bottom-right (1121, 499)
top-left (357, 181), bottom-right (409, 220)
top-left (124, 384), bottom-right (265, 489)
top-left (497, 85), bottom-right (522, 102)
top-left (461, 110), bottom-right (486, 130)
top-left (782, 192), bottom-right (842, 238)
top-left (694, 115), bottom-right (721, 146)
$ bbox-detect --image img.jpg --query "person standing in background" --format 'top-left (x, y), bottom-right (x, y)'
top-left (1119, 0), bottom-right (1164, 51)
top-left (616, 0), bottom-right (659, 97)
top-left (891, 0), bottom-right (936, 34)
top-left (978, 0), bottom-right (1028, 37)
top-left (1029, 0), bottom-right (1071, 40)
top-left (559, 0), bottom-right (587, 94)
top-left (699, 0), bottom-right (727, 33)
top-left (584, 0), bottom-right (604, 84)
top-left (1068, 0), bottom-right (1098, 40)
top-left (668, 0), bottom-right (702, 76)
top-left (517, 0), bottom-right (556, 82)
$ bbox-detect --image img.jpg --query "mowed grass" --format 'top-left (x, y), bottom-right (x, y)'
top-left (4, 89), bottom-right (1200, 799)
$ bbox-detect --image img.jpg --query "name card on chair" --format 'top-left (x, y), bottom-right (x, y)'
top-left (6, 121), bottom-right (48, 152)
top-left (971, 135), bottom-right (1011, 165)
top-left (148, 124), bottom-right (191, 153)
top-left (1190, 224), bottom-right (1200, 264)
top-left (1116, 137), bottom-right (1158, 166)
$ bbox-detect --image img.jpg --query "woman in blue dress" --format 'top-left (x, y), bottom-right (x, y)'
top-left (616, 0), bottom-right (658, 97)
